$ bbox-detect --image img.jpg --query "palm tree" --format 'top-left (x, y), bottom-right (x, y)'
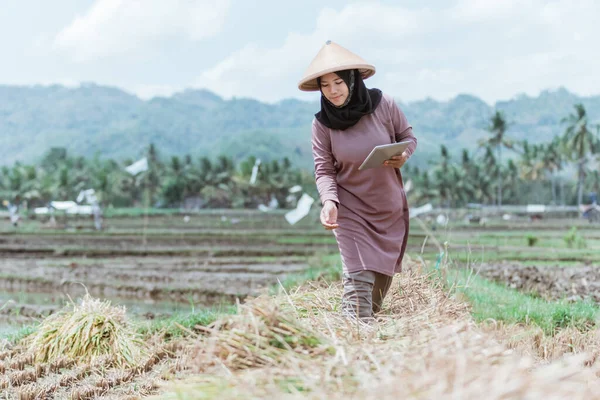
top-left (478, 111), bottom-right (512, 207)
top-left (503, 159), bottom-right (520, 203)
top-left (197, 155), bottom-right (236, 208)
top-left (561, 104), bottom-right (598, 206)
top-left (447, 164), bottom-right (476, 207)
top-left (461, 149), bottom-right (472, 173)
top-left (519, 141), bottom-right (544, 182)
top-left (0, 167), bottom-right (9, 192)
top-left (18, 165), bottom-right (44, 205)
top-left (539, 138), bottom-right (563, 205)
top-left (588, 170), bottom-right (600, 203)
top-left (132, 143), bottom-right (163, 206)
top-left (160, 156), bottom-right (186, 206)
top-left (147, 143), bottom-right (159, 165)
top-left (56, 166), bottom-right (72, 200)
top-left (411, 172), bottom-right (437, 205)
top-left (432, 145), bottom-right (454, 207)
top-left (86, 157), bottom-right (126, 207)
top-left (477, 149), bottom-right (497, 205)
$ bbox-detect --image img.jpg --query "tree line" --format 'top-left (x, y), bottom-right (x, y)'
top-left (0, 145), bottom-right (315, 210)
top-left (1, 103), bottom-right (598, 210)
top-left (405, 103), bottom-right (600, 207)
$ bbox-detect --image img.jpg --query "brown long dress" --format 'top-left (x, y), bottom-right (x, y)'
top-left (311, 93), bottom-right (417, 277)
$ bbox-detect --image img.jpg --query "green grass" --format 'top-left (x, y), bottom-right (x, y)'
top-left (450, 236), bottom-right (600, 249)
top-left (1, 305), bottom-right (237, 344)
top-left (0, 324), bottom-right (36, 344)
top-left (136, 304), bottom-right (237, 339)
top-left (448, 268), bottom-right (599, 335)
top-left (457, 230), bottom-right (596, 239)
top-left (271, 254), bottom-right (342, 294)
top-left (276, 237), bottom-right (337, 245)
top-left (102, 208), bottom-right (183, 217)
top-left (448, 248), bottom-right (599, 264)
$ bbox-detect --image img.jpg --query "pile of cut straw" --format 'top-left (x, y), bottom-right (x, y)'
top-left (26, 295), bottom-right (145, 367)
top-left (197, 296), bottom-right (333, 370)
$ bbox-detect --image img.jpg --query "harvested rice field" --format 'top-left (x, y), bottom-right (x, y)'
top-left (0, 210), bottom-right (333, 337)
top-left (1, 209), bottom-right (600, 398)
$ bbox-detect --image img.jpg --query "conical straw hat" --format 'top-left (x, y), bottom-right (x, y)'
top-left (298, 40), bottom-right (376, 92)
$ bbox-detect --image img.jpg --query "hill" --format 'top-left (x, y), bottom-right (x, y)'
top-left (1, 84), bottom-right (598, 169)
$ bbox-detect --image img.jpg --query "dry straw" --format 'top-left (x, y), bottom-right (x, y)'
top-left (159, 257), bottom-right (600, 399)
top-left (26, 294), bottom-right (146, 367)
top-left (193, 297), bottom-right (334, 370)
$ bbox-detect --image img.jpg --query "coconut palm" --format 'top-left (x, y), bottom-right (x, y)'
top-left (561, 104), bottom-right (599, 206)
top-left (503, 159), bottom-right (520, 203)
top-left (196, 155), bottom-right (237, 208)
top-left (432, 145), bottom-right (454, 207)
top-left (410, 172), bottom-right (437, 205)
top-left (539, 138), bottom-right (564, 205)
top-left (519, 141), bottom-right (544, 182)
top-left (447, 164), bottom-right (476, 207)
top-left (478, 111), bottom-right (513, 206)
top-left (471, 157), bottom-right (495, 205)
top-left (87, 158), bottom-right (127, 206)
top-left (0, 167), bottom-right (9, 193)
top-left (461, 149), bottom-right (472, 173)
top-left (588, 170), bottom-right (600, 203)
top-left (480, 145), bottom-right (500, 204)
top-left (160, 156), bottom-right (187, 206)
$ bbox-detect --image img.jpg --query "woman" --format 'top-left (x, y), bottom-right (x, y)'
top-left (298, 41), bottom-right (417, 322)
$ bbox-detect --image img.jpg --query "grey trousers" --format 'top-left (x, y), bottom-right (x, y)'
top-left (342, 270), bottom-right (394, 321)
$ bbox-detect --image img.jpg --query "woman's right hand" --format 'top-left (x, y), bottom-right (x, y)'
top-left (320, 200), bottom-right (339, 230)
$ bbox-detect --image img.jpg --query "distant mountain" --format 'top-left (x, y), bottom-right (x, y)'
top-left (1, 84), bottom-right (598, 170)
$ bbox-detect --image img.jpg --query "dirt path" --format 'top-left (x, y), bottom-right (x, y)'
top-left (477, 262), bottom-right (600, 302)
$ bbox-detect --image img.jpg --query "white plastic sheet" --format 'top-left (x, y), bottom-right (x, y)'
top-left (268, 196), bottom-right (278, 209)
top-left (258, 195), bottom-right (279, 212)
top-left (36, 202), bottom-right (93, 215)
top-left (409, 203), bottom-right (433, 219)
top-left (249, 159), bottom-right (261, 185)
top-left (285, 193), bottom-right (315, 225)
top-left (66, 205), bottom-right (93, 215)
top-left (526, 204), bottom-right (546, 213)
top-left (125, 157), bottom-right (149, 175)
top-left (50, 201), bottom-right (78, 210)
top-left (77, 189), bottom-right (98, 204)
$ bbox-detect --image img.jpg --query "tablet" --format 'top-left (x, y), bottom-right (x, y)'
top-left (358, 141), bottom-right (411, 170)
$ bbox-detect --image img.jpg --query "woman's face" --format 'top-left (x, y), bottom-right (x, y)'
top-left (319, 72), bottom-right (349, 107)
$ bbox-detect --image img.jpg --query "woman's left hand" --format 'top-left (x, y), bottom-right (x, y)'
top-left (384, 151), bottom-right (409, 168)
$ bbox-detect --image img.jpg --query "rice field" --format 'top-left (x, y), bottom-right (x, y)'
top-left (0, 210), bottom-right (333, 337)
top-left (1, 208), bottom-right (599, 398)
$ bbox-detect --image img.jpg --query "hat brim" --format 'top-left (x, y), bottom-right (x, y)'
top-left (297, 64), bottom-right (376, 92)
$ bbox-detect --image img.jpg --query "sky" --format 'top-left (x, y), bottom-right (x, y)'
top-left (1, 0), bottom-right (598, 104)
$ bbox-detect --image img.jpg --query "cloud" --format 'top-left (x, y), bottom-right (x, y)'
top-left (194, 0), bottom-right (600, 104)
top-left (193, 3), bottom-right (434, 102)
top-left (54, 0), bottom-right (230, 62)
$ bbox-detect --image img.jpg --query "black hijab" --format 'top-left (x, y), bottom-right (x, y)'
top-left (315, 69), bottom-right (383, 131)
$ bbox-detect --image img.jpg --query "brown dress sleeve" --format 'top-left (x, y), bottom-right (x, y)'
top-left (311, 119), bottom-right (339, 205)
top-left (388, 97), bottom-right (418, 158)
